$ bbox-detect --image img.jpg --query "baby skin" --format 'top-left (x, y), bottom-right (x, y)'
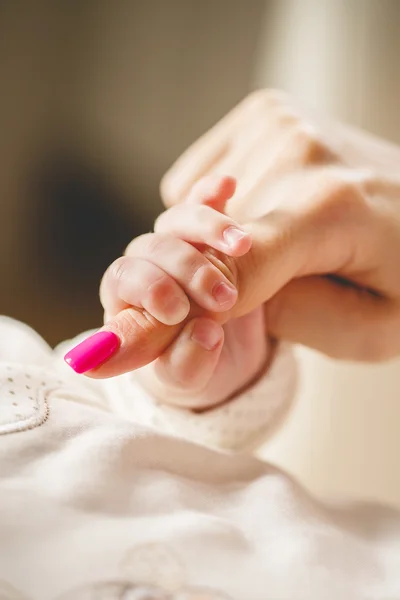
top-left (65, 175), bottom-right (270, 412)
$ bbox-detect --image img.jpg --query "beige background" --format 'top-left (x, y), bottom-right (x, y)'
top-left (255, 0), bottom-right (400, 509)
top-left (0, 0), bottom-right (265, 344)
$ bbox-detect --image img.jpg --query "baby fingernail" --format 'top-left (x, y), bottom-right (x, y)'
top-left (212, 281), bottom-right (237, 307)
top-left (223, 226), bottom-right (248, 247)
top-left (191, 319), bottom-right (223, 350)
top-left (64, 331), bottom-right (120, 374)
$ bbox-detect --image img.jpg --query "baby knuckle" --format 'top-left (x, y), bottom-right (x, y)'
top-left (124, 232), bottom-right (153, 256)
top-left (141, 233), bottom-right (171, 257)
top-left (108, 256), bottom-right (130, 285)
top-left (159, 171), bottom-right (178, 207)
top-left (307, 171), bottom-right (366, 227)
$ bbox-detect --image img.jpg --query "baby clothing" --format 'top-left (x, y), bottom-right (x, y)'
top-left (0, 316), bottom-right (399, 600)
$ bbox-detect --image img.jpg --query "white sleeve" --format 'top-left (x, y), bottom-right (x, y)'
top-left (103, 343), bottom-right (297, 452)
top-left (3, 317), bottom-right (296, 451)
top-left (56, 329), bottom-right (297, 452)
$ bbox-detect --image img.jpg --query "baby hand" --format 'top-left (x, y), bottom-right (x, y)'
top-left (65, 176), bottom-right (269, 409)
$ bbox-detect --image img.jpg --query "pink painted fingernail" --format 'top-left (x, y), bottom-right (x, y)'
top-left (223, 226), bottom-right (248, 248)
top-left (64, 331), bottom-right (120, 374)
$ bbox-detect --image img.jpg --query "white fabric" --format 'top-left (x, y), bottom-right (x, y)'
top-left (55, 336), bottom-right (296, 451)
top-left (0, 316), bottom-right (399, 599)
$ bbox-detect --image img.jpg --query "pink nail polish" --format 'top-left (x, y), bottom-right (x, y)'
top-left (64, 331), bottom-right (120, 374)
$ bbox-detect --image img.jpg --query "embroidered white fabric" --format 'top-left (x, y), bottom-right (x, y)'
top-left (116, 345), bottom-right (295, 450)
top-left (0, 316), bottom-right (400, 600)
top-left (55, 330), bottom-right (296, 451)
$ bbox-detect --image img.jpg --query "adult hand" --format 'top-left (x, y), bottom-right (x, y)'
top-left (161, 90), bottom-right (400, 361)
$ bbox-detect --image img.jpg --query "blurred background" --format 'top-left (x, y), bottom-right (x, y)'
top-left (2, 0), bottom-right (400, 507)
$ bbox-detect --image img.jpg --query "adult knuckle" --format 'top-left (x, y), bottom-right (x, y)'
top-left (261, 88), bottom-right (290, 107)
top-left (326, 178), bottom-right (365, 216)
top-left (109, 307), bottom-right (157, 340)
top-left (273, 105), bottom-right (300, 129)
top-left (100, 256), bottom-right (130, 306)
top-left (310, 171), bottom-right (366, 225)
top-left (153, 209), bottom-right (169, 232)
top-left (289, 125), bottom-right (331, 166)
top-left (244, 88), bottom-right (289, 114)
